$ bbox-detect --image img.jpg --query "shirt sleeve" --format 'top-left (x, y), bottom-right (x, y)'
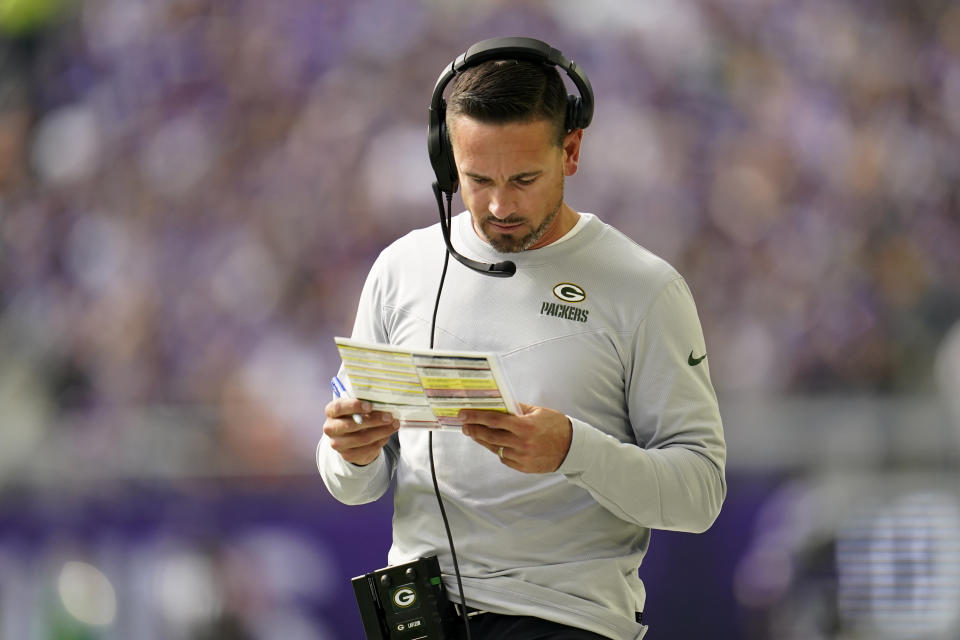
top-left (316, 252), bottom-right (400, 504)
top-left (316, 432), bottom-right (399, 505)
top-left (556, 277), bottom-right (727, 533)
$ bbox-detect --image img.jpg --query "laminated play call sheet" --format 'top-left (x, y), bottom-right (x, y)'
top-left (334, 337), bottom-right (520, 430)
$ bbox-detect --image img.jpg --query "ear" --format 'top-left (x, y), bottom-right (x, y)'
top-left (562, 129), bottom-right (583, 177)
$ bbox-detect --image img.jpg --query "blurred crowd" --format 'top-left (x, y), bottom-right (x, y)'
top-left (2, 2), bottom-right (959, 638)
top-left (1, 0), bottom-right (959, 476)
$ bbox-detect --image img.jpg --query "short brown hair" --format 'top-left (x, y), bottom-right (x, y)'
top-left (446, 59), bottom-right (568, 146)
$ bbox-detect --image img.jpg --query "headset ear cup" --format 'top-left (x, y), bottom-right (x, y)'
top-left (428, 99), bottom-right (459, 194)
top-left (566, 95), bottom-right (582, 131)
top-left (441, 122), bottom-right (458, 193)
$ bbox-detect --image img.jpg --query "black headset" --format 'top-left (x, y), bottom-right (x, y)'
top-left (427, 36), bottom-right (595, 196)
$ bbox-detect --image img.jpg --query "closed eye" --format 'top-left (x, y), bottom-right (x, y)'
top-left (464, 173), bottom-right (540, 186)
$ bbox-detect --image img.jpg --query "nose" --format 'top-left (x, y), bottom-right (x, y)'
top-left (488, 187), bottom-right (514, 219)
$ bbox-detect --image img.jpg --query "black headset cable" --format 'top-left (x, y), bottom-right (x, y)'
top-left (429, 190), bottom-right (472, 639)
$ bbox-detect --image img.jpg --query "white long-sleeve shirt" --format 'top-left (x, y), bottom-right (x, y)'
top-left (318, 212), bottom-right (726, 639)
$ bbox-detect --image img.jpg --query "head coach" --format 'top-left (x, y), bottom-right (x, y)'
top-left (318, 37), bottom-right (727, 640)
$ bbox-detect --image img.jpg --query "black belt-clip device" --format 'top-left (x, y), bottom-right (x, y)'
top-left (352, 555), bottom-right (456, 639)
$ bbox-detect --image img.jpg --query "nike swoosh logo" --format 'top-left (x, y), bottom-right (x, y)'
top-left (688, 351), bottom-right (707, 366)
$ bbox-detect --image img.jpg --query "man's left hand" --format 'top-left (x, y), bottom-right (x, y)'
top-left (459, 403), bottom-right (572, 473)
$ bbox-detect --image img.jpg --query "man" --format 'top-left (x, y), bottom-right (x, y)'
top-left (318, 39), bottom-right (726, 640)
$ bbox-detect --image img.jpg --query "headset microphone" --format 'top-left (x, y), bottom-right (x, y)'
top-left (432, 182), bottom-right (516, 278)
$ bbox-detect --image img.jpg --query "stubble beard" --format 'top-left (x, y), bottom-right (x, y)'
top-left (480, 183), bottom-right (565, 253)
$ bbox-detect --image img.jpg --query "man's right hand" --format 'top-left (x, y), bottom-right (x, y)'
top-left (323, 398), bottom-right (399, 466)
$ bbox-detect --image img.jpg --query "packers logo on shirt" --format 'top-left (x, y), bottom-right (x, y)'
top-left (541, 283), bottom-right (590, 323)
top-left (553, 283), bottom-right (586, 303)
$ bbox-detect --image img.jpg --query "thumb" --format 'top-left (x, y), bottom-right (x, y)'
top-left (517, 403), bottom-right (537, 415)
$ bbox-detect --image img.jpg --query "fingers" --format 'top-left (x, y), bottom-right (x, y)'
top-left (461, 423), bottom-right (515, 448)
top-left (325, 419), bottom-right (398, 466)
top-left (324, 398), bottom-right (395, 436)
top-left (459, 406), bottom-right (572, 473)
top-left (458, 409), bottom-right (512, 429)
top-left (324, 414), bottom-right (397, 439)
top-left (325, 397), bottom-right (372, 420)
top-left (459, 410), bottom-right (521, 447)
top-left (341, 435), bottom-right (395, 466)
top-left (461, 422), bottom-right (520, 465)
top-left (458, 419), bottom-right (534, 470)
top-left (323, 398), bottom-right (399, 465)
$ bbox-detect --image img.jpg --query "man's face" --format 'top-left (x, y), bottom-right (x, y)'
top-left (449, 116), bottom-right (582, 252)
